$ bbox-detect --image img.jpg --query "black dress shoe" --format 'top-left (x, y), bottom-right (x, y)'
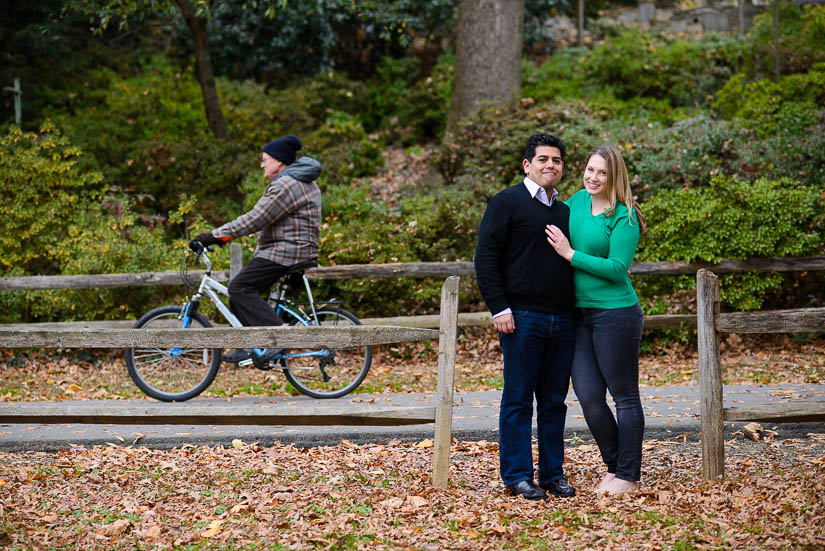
top-left (505, 480), bottom-right (547, 501)
top-left (540, 476), bottom-right (576, 498)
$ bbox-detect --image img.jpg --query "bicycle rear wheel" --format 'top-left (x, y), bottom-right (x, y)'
top-left (124, 305), bottom-right (221, 402)
top-left (282, 308), bottom-right (372, 399)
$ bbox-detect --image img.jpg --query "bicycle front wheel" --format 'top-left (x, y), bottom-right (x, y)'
top-left (124, 305), bottom-right (222, 402)
top-left (282, 308), bottom-right (373, 399)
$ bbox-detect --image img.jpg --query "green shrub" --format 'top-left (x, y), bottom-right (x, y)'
top-left (31, 199), bottom-right (183, 321)
top-left (308, 111), bottom-right (384, 181)
top-left (637, 175), bottom-right (825, 311)
top-left (0, 122), bottom-right (103, 274)
top-left (522, 48), bottom-right (587, 104)
top-left (745, 3), bottom-right (825, 78)
top-left (631, 110), bottom-right (825, 195)
top-left (0, 192), bottom-right (231, 323)
top-left (224, 71), bottom-right (364, 151)
top-left (580, 30), bottom-right (744, 107)
top-left (315, 182), bottom-right (423, 316)
top-left (52, 60), bottom-right (249, 223)
top-left (438, 99), bottom-right (676, 202)
top-left (358, 54), bottom-right (453, 144)
top-left (201, 0), bottom-right (458, 81)
top-left (713, 64), bottom-right (825, 136)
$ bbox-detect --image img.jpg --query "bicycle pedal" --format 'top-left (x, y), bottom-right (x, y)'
top-left (238, 359), bottom-right (254, 367)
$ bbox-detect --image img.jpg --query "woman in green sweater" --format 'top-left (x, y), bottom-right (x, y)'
top-left (545, 145), bottom-right (647, 495)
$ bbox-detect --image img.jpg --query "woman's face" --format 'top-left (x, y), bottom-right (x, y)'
top-left (583, 154), bottom-right (608, 198)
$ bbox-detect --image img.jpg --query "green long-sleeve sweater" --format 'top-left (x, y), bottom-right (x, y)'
top-left (567, 189), bottom-right (640, 309)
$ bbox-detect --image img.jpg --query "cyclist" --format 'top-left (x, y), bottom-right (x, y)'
top-left (189, 134), bottom-right (322, 368)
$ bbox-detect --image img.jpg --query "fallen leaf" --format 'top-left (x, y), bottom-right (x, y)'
top-left (200, 519), bottom-right (223, 538)
top-left (379, 497), bottom-right (404, 510)
top-left (415, 439), bottom-right (433, 448)
top-left (140, 524), bottom-right (162, 539)
top-left (405, 496), bottom-right (428, 508)
top-left (99, 518), bottom-right (131, 537)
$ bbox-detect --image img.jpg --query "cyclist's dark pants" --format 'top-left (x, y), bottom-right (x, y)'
top-left (228, 257), bottom-right (288, 327)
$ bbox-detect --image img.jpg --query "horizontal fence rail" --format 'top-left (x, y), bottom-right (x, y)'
top-left (0, 403), bottom-right (437, 427)
top-left (2, 256), bottom-right (823, 291)
top-left (722, 400), bottom-right (825, 424)
top-left (0, 312), bottom-right (699, 332)
top-left (0, 325), bottom-right (439, 349)
top-left (716, 308), bottom-right (825, 334)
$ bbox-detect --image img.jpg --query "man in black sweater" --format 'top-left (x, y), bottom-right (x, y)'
top-left (474, 133), bottom-right (576, 501)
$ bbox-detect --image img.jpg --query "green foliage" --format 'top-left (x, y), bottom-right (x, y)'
top-left (579, 30), bottom-right (744, 107)
top-left (224, 71), bottom-right (364, 151)
top-left (745, 3), bottom-right (825, 78)
top-left (204, 0), bottom-right (456, 80)
top-left (0, 1), bottom-right (143, 127)
top-left (28, 199), bottom-right (183, 321)
top-left (359, 54), bottom-right (453, 144)
top-left (308, 112), bottom-right (384, 180)
top-left (316, 183), bottom-right (422, 314)
top-left (637, 176), bottom-right (825, 311)
top-left (629, 109), bottom-right (825, 196)
top-left (317, 180), bottom-right (482, 315)
top-left (52, 59), bottom-right (248, 221)
top-left (713, 64), bottom-right (825, 135)
top-left (0, 123), bottom-right (103, 274)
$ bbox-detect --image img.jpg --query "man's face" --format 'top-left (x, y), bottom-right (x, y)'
top-left (523, 146), bottom-right (563, 190)
top-left (261, 152), bottom-right (286, 180)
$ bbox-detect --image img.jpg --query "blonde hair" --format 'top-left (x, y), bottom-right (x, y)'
top-left (586, 145), bottom-right (646, 235)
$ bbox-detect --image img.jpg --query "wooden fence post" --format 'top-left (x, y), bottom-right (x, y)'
top-left (433, 276), bottom-right (459, 488)
top-left (697, 269), bottom-right (724, 480)
top-left (229, 243), bottom-right (243, 281)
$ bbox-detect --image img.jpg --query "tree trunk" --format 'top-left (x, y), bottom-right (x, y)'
top-left (578, 0), bottom-right (585, 46)
top-left (446, 0), bottom-right (524, 135)
top-left (173, 0), bottom-right (229, 139)
top-left (773, 0), bottom-right (781, 83)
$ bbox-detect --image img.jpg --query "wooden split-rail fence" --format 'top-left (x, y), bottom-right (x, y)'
top-left (696, 269), bottom-right (825, 480)
top-left (1, 245), bottom-right (823, 331)
top-left (0, 273), bottom-right (460, 488)
top-left (1, 246), bottom-right (824, 484)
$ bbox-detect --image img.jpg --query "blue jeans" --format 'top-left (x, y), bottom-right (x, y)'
top-left (571, 304), bottom-right (644, 482)
top-left (498, 310), bottom-right (574, 486)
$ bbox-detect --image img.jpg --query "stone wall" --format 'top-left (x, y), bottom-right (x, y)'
top-left (538, 1), bottom-right (822, 45)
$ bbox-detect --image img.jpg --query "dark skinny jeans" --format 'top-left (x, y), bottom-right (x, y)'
top-left (571, 304), bottom-right (644, 482)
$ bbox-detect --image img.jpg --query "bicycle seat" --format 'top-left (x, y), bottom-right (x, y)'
top-left (283, 259), bottom-right (317, 289)
top-left (286, 259), bottom-right (318, 274)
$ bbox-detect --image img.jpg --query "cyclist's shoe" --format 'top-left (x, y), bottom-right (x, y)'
top-left (222, 349), bottom-right (251, 364)
top-left (251, 348), bottom-right (284, 370)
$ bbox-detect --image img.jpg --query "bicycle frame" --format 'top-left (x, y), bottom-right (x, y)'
top-left (182, 249), bottom-right (328, 364)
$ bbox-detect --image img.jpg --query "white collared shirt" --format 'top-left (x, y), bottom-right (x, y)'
top-left (491, 178), bottom-right (560, 320)
top-left (522, 176), bottom-right (558, 207)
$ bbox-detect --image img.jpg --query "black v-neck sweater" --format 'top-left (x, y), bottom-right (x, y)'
top-left (474, 183), bottom-right (574, 316)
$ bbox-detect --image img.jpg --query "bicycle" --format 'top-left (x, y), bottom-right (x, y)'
top-left (124, 246), bottom-right (372, 402)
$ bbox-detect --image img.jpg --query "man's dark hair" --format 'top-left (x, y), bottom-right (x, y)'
top-left (524, 133), bottom-right (565, 163)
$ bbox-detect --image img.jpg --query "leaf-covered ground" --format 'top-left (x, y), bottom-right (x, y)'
top-left (1, 330), bottom-right (822, 402)
top-left (1, 435), bottom-right (824, 550)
